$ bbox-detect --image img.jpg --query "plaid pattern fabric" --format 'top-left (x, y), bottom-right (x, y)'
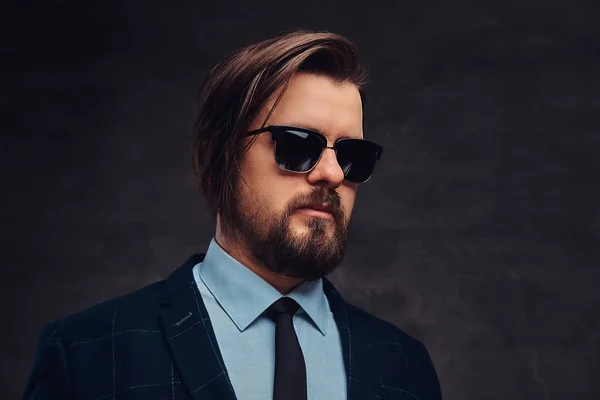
top-left (23, 254), bottom-right (443, 399)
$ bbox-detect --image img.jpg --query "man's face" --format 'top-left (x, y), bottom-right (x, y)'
top-left (229, 72), bottom-right (363, 281)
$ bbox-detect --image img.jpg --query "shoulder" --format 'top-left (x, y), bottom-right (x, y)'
top-left (344, 300), bottom-right (421, 346)
top-left (24, 270), bottom-right (191, 399)
top-left (41, 253), bottom-right (204, 345)
top-left (345, 300), bottom-right (436, 368)
top-left (343, 302), bottom-right (443, 399)
top-left (44, 279), bottom-right (166, 347)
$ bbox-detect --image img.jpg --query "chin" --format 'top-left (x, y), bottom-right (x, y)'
top-left (290, 220), bottom-right (333, 236)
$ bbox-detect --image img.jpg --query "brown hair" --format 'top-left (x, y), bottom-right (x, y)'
top-left (191, 30), bottom-right (368, 236)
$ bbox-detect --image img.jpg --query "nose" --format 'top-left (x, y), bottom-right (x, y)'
top-left (306, 146), bottom-right (345, 188)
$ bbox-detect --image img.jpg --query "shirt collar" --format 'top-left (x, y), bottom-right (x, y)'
top-left (195, 237), bottom-right (328, 336)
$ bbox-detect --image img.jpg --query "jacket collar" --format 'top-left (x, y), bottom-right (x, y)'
top-left (158, 253), bottom-right (381, 400)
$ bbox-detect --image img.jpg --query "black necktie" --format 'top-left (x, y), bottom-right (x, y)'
top-left (265, 297), bottom-right (307, 400)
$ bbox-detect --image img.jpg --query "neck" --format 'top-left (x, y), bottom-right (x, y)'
top-left (214, 218), bottom-right (303, 295)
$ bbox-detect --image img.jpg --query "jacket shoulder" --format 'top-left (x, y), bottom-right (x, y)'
top-left (344, 300), bottom-right (420, 345)
top-left (52, 278), bottom-right (166, 346)
top-left (343, 302), bottom-right (443, 399)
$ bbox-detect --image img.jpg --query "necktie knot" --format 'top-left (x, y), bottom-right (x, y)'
top-left (265, 297), bottom-right (300, 321)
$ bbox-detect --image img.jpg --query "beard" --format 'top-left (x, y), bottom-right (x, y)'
top-left (226, 184), bottom-right (350, 282)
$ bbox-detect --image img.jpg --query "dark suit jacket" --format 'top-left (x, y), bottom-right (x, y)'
top-left (24, 253), bottom-right (443, 399)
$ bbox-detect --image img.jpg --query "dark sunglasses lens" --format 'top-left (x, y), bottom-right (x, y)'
top-left (275, 129), bottom-right (323, 172)
top-left (336, 140), bottom-right (378, 183)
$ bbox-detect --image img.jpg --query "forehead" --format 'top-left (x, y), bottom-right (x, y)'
top-left (256, 72), bottom-right (364, 140)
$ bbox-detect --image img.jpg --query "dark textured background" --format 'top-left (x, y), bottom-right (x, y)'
top-left (3, 0), bottom-right (599, 398)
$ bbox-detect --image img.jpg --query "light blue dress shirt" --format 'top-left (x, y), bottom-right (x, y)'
top-left (192, 237), bottom-right (347, 399)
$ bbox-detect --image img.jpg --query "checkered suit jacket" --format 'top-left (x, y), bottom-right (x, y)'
top-left (24, 253), bottom-right (443, 399)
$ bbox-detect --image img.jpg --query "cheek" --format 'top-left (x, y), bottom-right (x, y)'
top-left (239, 142), bottom-right (276, 189)
top-left (340, 186), bottom-right (358, 217)
top-left (239, 152), bottom-right (292, 213)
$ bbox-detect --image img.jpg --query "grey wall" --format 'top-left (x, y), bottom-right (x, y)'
top-left (3, 0), bottom-right (599, 398)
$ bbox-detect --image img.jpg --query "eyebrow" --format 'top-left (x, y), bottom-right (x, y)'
top-left (284, 122), bottom-right (364, 141)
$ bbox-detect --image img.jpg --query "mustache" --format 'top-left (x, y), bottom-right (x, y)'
top-left (290, 188), bottom-right (342, 213)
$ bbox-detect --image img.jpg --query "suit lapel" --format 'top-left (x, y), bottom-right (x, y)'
top-left (158, 254), bottom-right (237, 400)
top-left (323, 278), bottom-right (382, 400)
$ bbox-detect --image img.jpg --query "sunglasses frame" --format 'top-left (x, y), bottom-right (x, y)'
top-left (246, 125), bottom-right (383, 183)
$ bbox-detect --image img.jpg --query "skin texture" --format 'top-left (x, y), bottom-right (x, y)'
top-left (215, 72), bottom-right (364, 294)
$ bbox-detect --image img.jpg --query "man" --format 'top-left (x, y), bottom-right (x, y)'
top-left (24, 30), bottom-right (443, 399)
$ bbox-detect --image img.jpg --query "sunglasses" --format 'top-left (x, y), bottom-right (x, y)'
top-left (246, 125), bottom-right (383, 184)
top-left (246, 125), bottom-right (383, 183)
